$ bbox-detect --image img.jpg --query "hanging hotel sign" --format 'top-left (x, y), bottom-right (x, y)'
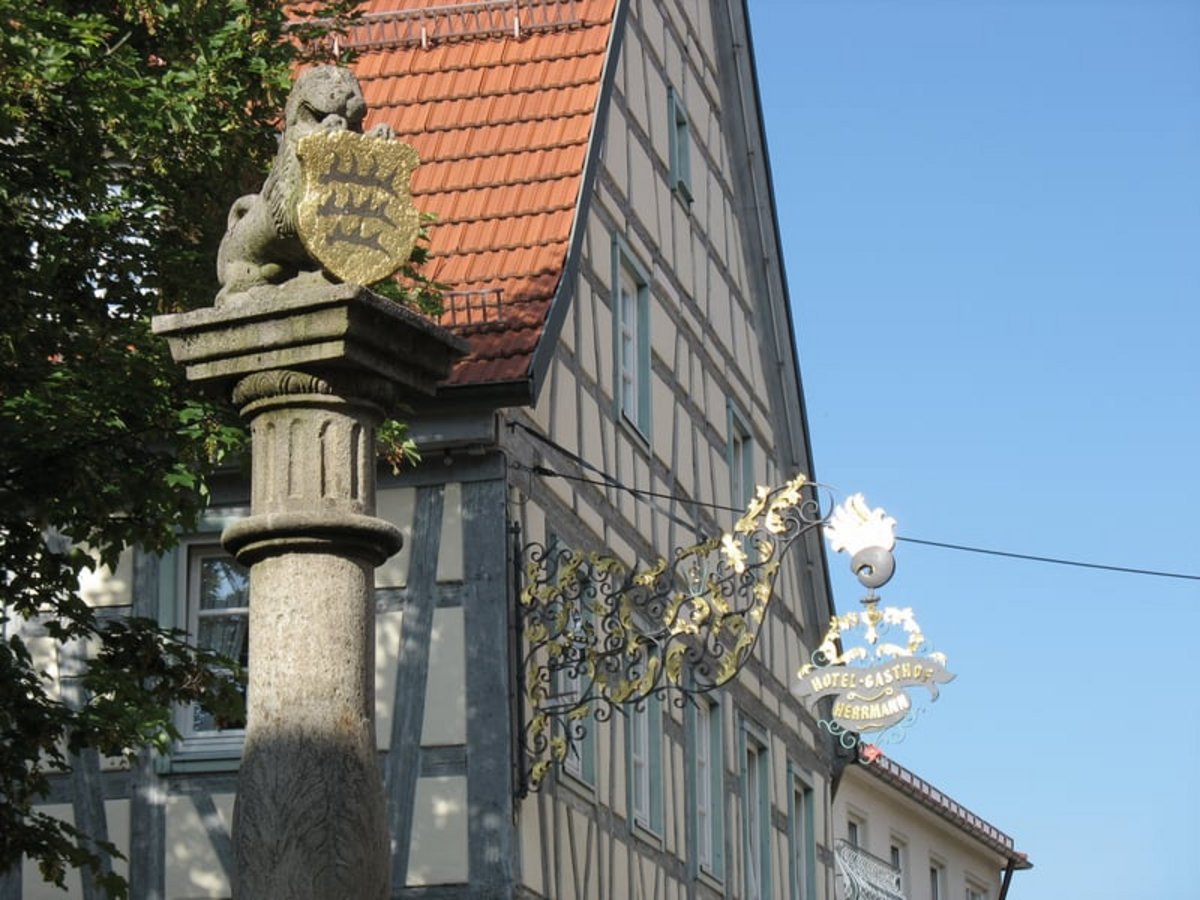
top-left (793, 606), bottom-right (954, 735)
top-left (792, 495), bottom-right (954, 746)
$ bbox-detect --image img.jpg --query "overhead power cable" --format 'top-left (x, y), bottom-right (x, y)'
top-left (895, 536), bottom-right (1200, 582)
top-left (508, 421), bottom-right (1200, 583)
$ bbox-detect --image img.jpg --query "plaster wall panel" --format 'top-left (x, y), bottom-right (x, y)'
top-left (544, 451), bottom-right (576, 510)
top-left (705, 169), bottom-right (724, 265)
top-left (671, 205), bottom-right (694, 300)
top-left (559, 287), bottom-right (577, 356)
top-left (78, 547), bottom-right (133, 608)
top-left (406, 775), bottom-right (469, 886)
top-left (674, 420), bottom-right (695, 503)
top-left (781, 701), bottom-right (799, 738)
top-left (531, 365), bottom-right (555, 435)
top-left (165, 794), bottom-right (229, 899)
top-left (639, 0), bottom-right (666, 65)
top-left (611, 838), bottom-right (629, 900)
top-left (611, 714), bottom-right (628, 822)
top-left (616, 439), bottom-right (636, 523)
top-left (628, 140), bottom-right (659, 244)
top-left (519, 794), bottom-right (544, 897)
top-left (376, 486), bottom-right (415, 588)
top-left (653, 179), bottom-right (673, 255)
top-left (623, 32), bottom-right (649, 131)
top-left (661, 27), bottom-right (683, 114)
top-left (549, 360), bottom-right (580, 459)
top-left (593, 299), bottom-right (614, 398)
top-left (633, 454), bottom-right (653, 543)
top-left (607, 528), bottom-right (637, 574)
top-left (772, 617), bottom-right (792, 689)
top-left (650, 374), bottom-right (674, 469)
top-left (605, 104), bottom-right (630, 199)
top-left (574, 282), bottom-right (596, 375)
top-left (374, 614), bottom-right (403, 753)
top-left (519, 500), bottom-right (543, 554)
top-left (577, 492), bottom-right (606, 544)
top-left (23, 805), bottom-right (80, 900)
top-left (436, 481), bottom-right (464, 584)
top-left (104, 799), bottom-right (131, 884)
top-left (579, 393), bottom-right (605, 465)
top-left (421, 606), bottom-right (466, 746)
top-left (571, 806), bottom-right (597, 900)
top-left (650, 289), bottom-right (677, 368)
top-left (708, 284), bottom-right (734, 374)
top-left (26, 636), bottom-right (61, 700)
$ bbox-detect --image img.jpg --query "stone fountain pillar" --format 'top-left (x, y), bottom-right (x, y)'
top-left (154, 284), bottom-right (464, 899)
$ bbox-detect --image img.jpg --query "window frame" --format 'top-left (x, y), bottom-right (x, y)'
top-left (740, 720), bottom-right (771, 900)
top-left (889, 836), bottom-right (908, 897)
top-left (546, 534), bottom-right (596, 787)
top-left (787, 765), bottom-right (816, 900)
top-left (727, 401), bottom-right (756, 512)
top-left (667, 85), bottom-right (693, 203)
top-left (627, 695), bottom-right (663, 836)
top-left (169, 532), bottom-right (250, 772)
top-left (164, 513), bottom-right (251, 771)
top-left (930, 859), bottom-right (946, 900)
top-left (690, 694), bottom-right (725, 880)
top-left (847, 813), bottom-right (865, 849)
top-left (612, 235), bottom-right (651, 441)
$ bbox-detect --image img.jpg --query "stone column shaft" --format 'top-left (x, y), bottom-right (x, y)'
top-left (222, 371), bottom-right (398, 900)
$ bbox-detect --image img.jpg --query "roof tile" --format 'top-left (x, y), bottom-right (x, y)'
top-left (348, 0), bottom-right (616, 388)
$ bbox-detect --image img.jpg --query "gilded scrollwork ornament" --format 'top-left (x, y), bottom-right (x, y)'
top-left (518, 475), bottom-right (822, 791)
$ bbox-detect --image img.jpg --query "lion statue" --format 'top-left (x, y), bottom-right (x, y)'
top-left (216, 66), bottom-right (394, 303)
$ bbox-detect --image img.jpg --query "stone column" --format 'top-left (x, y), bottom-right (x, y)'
top-left (154, 283), bottom-right (464, 900)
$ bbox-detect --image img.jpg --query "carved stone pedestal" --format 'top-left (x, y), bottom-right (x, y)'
top-left (154, 284), bottom-right (464, 900)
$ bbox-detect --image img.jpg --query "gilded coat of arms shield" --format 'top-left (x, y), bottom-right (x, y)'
top-left (295, 130), bottom-right (422, 286)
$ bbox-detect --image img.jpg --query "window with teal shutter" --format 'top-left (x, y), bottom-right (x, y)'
top-left (668, 86), bottom-right (693, 203)
top-left (612, 235), bottom-right (651, 440)
top-left (627, 694), bottom-right (663, 834)
top-left (788, 765), bottom-right (817, 900)
top-left (690, 694), bottom-right (725, 879)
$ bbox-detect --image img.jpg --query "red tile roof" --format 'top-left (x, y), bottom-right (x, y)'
top-left (345, 0), bottom-right (618, 389)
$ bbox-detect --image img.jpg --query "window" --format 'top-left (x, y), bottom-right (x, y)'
top-left (847, 816), bottom-right (863, 849)
top-left (667, 86), bottom-right (693, 202)
top-left (612, 237), bottom-right (651, 438)
top-left (546, 535), bottom-right (595, 785)
top-left (177, 544), bottom-right (249, 758)
top-left (555, 653), bottom-right (594, 784)
top-left (691, 696), bottom-right (724, 878)
top-left (742, 726), bottom-right (770, 900)
top-left (966, 881), bottom-right (988, 900)
top-left (627, 696), bottom-right (662, 833)
top-left (788, 769), bottom-right (815, 900)
top-left (728, 403), bottom-right (755, 511)
top-left (930, 862), bottom-right (946, 900)
top-left (889, 839), bottom-right (907, 895)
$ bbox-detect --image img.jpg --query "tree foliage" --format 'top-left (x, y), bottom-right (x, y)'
top-left (0, 1), bottom-right (360, 893)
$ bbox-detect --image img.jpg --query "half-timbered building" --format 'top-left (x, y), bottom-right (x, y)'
top-left (16, 2), bottom-right (844, 898)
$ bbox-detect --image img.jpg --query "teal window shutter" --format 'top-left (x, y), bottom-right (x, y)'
top-left (668, 86), bottom-right (693, 203)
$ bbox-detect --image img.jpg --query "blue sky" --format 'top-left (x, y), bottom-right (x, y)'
top-left (747, 1), bottom-right (1199, 897)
